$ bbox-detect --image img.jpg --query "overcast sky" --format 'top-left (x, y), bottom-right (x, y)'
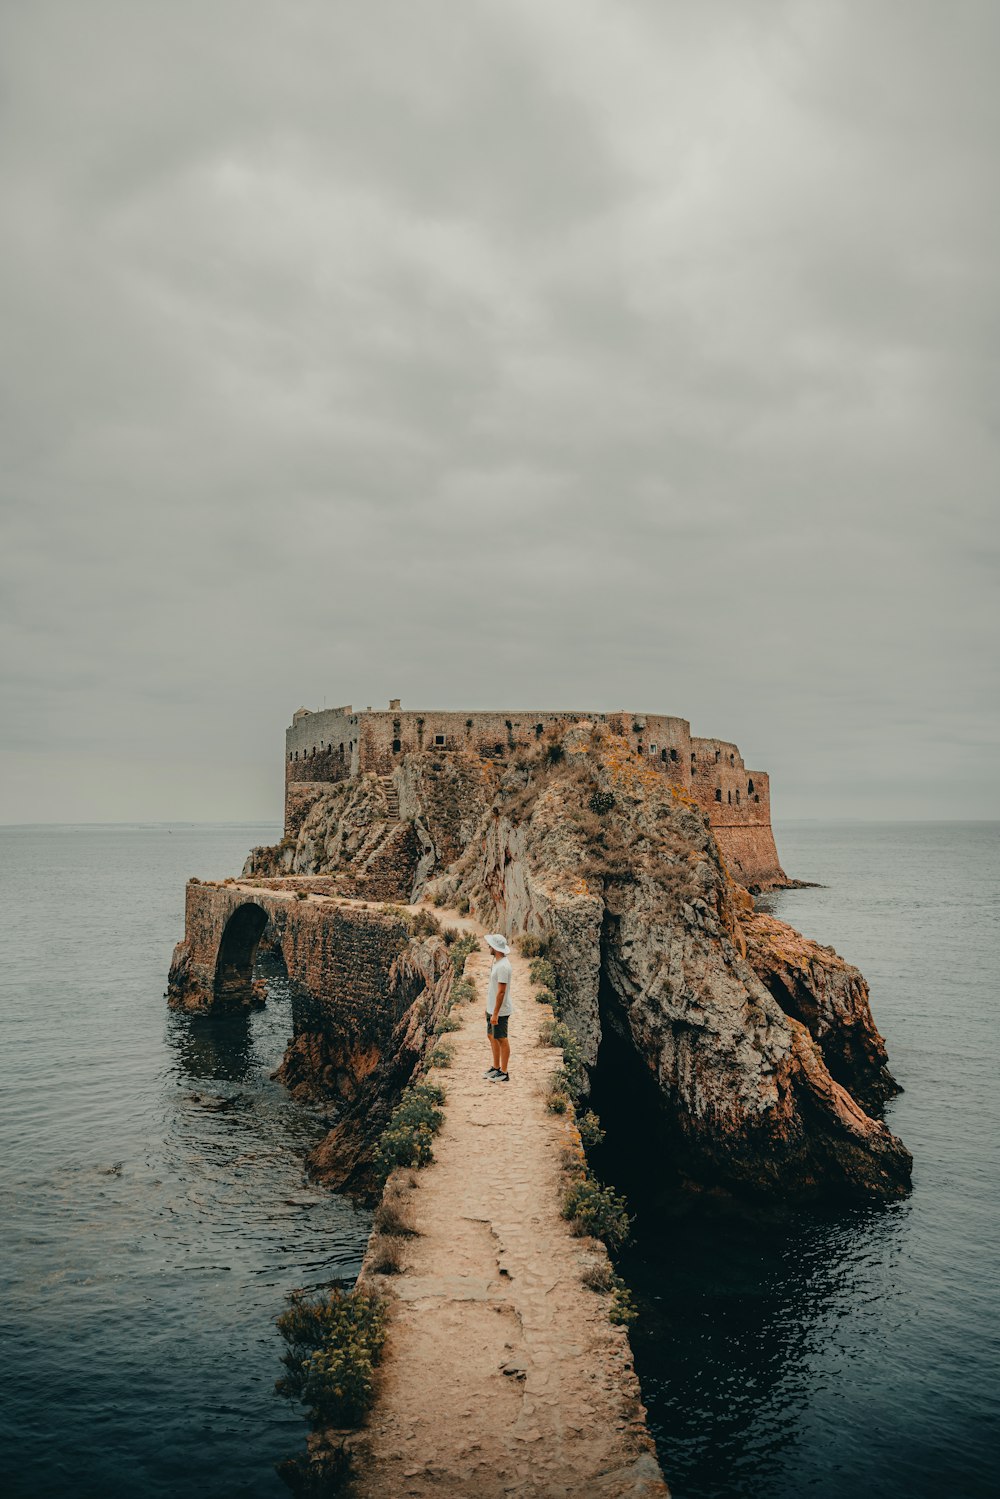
top-left (1, 0), bottom-right (997, 825)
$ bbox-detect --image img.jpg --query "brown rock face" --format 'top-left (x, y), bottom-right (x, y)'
top-left (743, 911), bottom-right (900, 1112)
top-left (433, 723), bottom-right (912, 1205)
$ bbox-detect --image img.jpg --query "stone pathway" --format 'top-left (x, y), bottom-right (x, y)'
top-left (353, 909), bottom-right (668, 1499)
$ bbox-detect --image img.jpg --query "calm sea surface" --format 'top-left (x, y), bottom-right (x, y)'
top-left (0, 824), bottom-right (370, 1499)
top-left (619, 820), bottom-right (1000, 1499)
top-left (1, 822), bottom-right (997, 1498)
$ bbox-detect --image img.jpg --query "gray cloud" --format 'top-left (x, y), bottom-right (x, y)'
top-left (1, 0), bottom-right (997, 824)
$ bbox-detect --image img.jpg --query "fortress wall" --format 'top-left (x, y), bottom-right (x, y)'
top-left (280, 703), bottom-right (788, 889)
top-left (711, 822), bottom-right (787, 892)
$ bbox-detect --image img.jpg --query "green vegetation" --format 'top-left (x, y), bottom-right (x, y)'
top-left (456, 895), bottom-right (471, 915)
top-left (517, 933), bottom-right (549, 958)
top-left (577, 1110), bottom-right (606, 1150)
top-left (581, 1262), bottom-right (638, 1326)
top-left (437, 1011), bottom-right (463, 1032)
top-left (529, 957), bottom-right (557, 991)
top-left (588, 789), bottom-right (616, 815)
top-left (451, 976), bottom-right (477, 1005)
top-left (275, 1286), bottom-right (387, 1427)
top-left (410, 907), bottom-right (442, 939)
top-left (450, 932), bottom-right (480, 977)
top-left (539, 1018), bottom-right (584, 1093)
top-left (373, 1082), bottom-right (445, 1183)
top-left (534, 987), bottom-right (556, 1006)
top-left (430, 1043), bottom-right (453, 1069)
top-left (560, 1175), bottom-right (633, 1254)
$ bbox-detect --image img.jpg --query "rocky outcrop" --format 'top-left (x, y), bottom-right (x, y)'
top-left (743, 911), bottom-right (900, 1112)
top-left (244, 756), bottom-right (497, 904)
top-left (429, 723), bottom-right (911, 1205)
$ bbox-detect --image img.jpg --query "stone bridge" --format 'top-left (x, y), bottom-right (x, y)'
top-left (167, 879), bottom-right (444, 1102)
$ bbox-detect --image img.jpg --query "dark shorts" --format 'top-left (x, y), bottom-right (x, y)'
top-left (486, 1011), bottom-right (509, 1040)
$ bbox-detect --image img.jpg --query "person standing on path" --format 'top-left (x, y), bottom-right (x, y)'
top-left (483, 934), bottom-right (513, 1083)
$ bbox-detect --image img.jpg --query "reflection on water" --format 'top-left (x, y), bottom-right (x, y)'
top-left (617, 822), bottom-right (1000, 1499)
top-left (0, 824), bottom-right (370, 1499)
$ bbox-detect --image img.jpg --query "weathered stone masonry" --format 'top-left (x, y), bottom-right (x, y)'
top-left (167, 882), bottom-right (441, 1098)
top-left (283, 700), bottom-right (789, 890)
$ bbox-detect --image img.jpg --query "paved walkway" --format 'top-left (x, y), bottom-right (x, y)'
top-left (354, 909), bottom-right (668, 1499)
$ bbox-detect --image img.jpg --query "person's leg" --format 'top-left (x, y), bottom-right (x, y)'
top-left (487, 1015), bottom-right (501, 1071)
top-left (498, 1036), bottom-right (510, 1074)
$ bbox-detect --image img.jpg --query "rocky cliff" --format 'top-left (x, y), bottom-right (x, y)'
top-left (243, 722), bottom-right (911, 1205)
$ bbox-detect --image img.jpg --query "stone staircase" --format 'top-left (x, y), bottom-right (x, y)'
top-left (381, 775), bottom-right (400, 821)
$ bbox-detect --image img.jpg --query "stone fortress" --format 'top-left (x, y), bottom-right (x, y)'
top-left (284, 698), bottom-right (788, 891)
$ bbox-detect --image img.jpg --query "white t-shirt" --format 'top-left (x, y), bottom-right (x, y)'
top-left (487, 955), bottom-right (513, 1017)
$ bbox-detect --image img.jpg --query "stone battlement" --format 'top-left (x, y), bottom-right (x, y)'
top-left (283, 699), bottom-right (788, 890)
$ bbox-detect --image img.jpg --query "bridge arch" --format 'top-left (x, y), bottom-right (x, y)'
top-left (214, 902), bottom-right (269, 1008)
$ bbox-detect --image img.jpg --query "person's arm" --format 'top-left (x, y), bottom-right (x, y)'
top-left (492, 981), bottom-right (506, 1026)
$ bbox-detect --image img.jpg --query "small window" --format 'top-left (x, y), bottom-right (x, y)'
top-left (649, 744), bottom-right (657, 756)
top-left (754, 794), bottom-right (760, 803)
top-left (747, 779), bottom-right (754, 794)
top-left (730, 753), bottom-right (735, 765)
top-left (661, 748), bottom-right (669, 762)
top-left (671, 748), bottom-right (679, 762)
top-left (392, 738), bottom-right (401, 753)
top-left (715, 788), bottom-right (722, 802)
top-left (434, 734), bottom-right (446, 746)
top-left (339, 743), bottom-right (344, 757)
top-left (736, 790), bottom-right (741, 804)
top-left (535, 723), bottom-right (543, 736)
top-left (727, 789), bottom-right (732, 804)
top-left (715, 749), bottom-right (721, 762)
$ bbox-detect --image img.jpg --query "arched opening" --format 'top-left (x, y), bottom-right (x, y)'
top-left (214, 903), bottom-right (269, 1009)
top-left (748, 778), bottom-right (754, 794)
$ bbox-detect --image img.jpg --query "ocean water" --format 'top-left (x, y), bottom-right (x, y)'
top-left (618, 820), bottom-right (1000, 1499)
top-left (0, 825), bottom-right (371, 1499)
top-left (1, 823), bottom-right (997, 1498)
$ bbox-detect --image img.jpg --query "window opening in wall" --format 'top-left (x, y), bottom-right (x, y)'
top-left (715, 749), bottom-right (720, 762)
top-left (730, 753), bottom-right (735, 765)
top-left (535, 723), bottom-right (543, 736)
top-left (466, 719), bottom-right (474, 729)
top-left (715, 788), bottom-right (722, 802)
top-left (434, 734), bottom-right (446, 745)
top-left (754, 794), bottom-right (760, 803)
top-left (747, 779), bottom-right (754, 794)
top-left (671, 748), bottom-right (679, 761)
top-left (649, 744), bottom-right (657, 756)
top-left (727, 790), bottom-right (732, 803)
top-left (339, 743), bottom-right (344, 757)
top-left (736, 790), bottom-right (740, 804)
top-left (661, 748), bottom-right (669, 761)
top-left (392, 739), bottom-right (401, 753)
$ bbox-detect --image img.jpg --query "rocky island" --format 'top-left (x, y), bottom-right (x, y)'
top-left (169, 701), bottom-right (912, 1207)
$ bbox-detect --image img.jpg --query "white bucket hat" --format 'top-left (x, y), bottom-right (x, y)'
top-left (485, 933), bottom-right (511, 954)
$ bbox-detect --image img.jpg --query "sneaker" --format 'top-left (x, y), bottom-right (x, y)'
top-left (483, 1067), bottom-right (501, 1079)
top-left (492, 1072), bottom-right (510, 1083)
